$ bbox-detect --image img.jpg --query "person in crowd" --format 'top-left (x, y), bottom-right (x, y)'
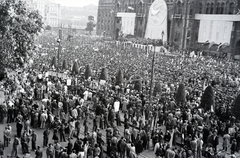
top-left (0, 140), bottom-right (4, 158)
top-left (31, 130), bottom-right (37, 151)
top-left (11, 135), bottom-right (20, 157)
top-left (35, 146), bottom-right (43, 158)
top-left (43, 128), bottom-right (50, 147)
top-left (46, 143), bottom-right (55, 158)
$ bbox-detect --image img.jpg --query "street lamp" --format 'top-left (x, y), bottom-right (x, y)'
top-left (149, 40), bottom-right (156, 101)
top-left (57, 38), bottom-right (61, 73)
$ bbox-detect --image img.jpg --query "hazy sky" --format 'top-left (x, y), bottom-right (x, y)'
top-left (55, 0), bottom-right (99, 7)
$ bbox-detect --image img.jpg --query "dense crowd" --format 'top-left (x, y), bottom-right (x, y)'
top-left (0, 34), bottom-right (240, 158)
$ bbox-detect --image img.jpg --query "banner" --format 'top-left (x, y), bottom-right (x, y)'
top-left (117, 13), bottom-right (136, 35)
top-left (145, 0), bottom-right (168, 42)
top-left (196, 14), bottom-right (234, 44)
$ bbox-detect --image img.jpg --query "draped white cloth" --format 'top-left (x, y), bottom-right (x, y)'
top-left (117, 13), bottom-right (136, 35)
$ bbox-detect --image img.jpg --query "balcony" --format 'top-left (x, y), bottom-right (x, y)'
top-left (174, 14), bottom-right (182, 19)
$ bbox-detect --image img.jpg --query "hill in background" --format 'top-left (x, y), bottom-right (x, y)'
top-left (61, 5), bottom-right (98, 29)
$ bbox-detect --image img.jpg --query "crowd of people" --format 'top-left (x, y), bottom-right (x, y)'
top-left (0, 33), bottom-right (240, 158)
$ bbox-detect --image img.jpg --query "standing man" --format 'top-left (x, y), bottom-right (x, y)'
top-left (43, 128), bottom-right (50, 147)
top-left (75, 119), bottom-right (81, 139)
top-left (31, 130), bottom-right (37, 151)
top-left (59, 124), bottom-right (66, 142)
top-left (11, 135), bottom-right (20, 157)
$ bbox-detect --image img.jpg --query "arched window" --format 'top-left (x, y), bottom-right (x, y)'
top-left (176, 2), bottom-right (182, 14)
top-left (216, 3), bottom-right (221, 14)
top-left (116, 2), bottom-right (120, 12)
top-left (199, 3), bottom-right (202, 14)
top-left (220, 3), bottom-right (224, 14)
top-left (125, 4), bottom-right (128, 12)
top-left (138, 2), bottom-right (143, 14)
top-left (210, 3), bottom-right (214, 14)
top-left (228, 2), bottom-right (235, 14)
top-left (206, 3), bottom-right (210, 14)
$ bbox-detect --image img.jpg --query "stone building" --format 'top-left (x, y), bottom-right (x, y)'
top-left (96, 0), bottom-right (240, 55)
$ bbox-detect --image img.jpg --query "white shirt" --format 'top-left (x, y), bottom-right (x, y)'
top-left (83, 91), bottom-right (88, 100)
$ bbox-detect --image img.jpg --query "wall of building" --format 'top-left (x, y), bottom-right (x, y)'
top-left (96, 0), bottom-right (240, 55)
top-left (45, 3), bottom-right (61, 28)
top-left (96, 0), bottom-right (115, 36)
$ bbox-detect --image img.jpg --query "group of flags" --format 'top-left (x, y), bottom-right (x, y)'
top-left (203, 40), bottom-right (229, 51)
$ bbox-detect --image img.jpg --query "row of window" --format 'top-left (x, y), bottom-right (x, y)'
top-left (116, 3), bottom-right (145, 14)
top-left (175, 2), bottom-right (236, 15)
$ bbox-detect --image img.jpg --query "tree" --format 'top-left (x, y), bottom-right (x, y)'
top-left (72, 61), bottom-right (78, 75)
top-left (62, 59), bottom-right (67, 70)
top-left (84, 64), bottom-right (92, 80)
top-left (134, 76), bottom-right (142, 92)
top-left (115, 69), bottom-right (123, 86)
top-left (0, 0), bottom-right (44, 70)
top-left (232, 94), bottom-right (240, 120)
top-left (200, 85), bottom-right (214, 111)
top-left (175, 83), bottom-right (186, 103)
top-left (99, 68), bottom-right (108, 80)
top-left (51, 56), bottom-right (57, 69)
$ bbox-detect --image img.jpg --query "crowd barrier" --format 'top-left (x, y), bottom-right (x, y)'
top-left (115, 41), bottom-right (167, 53)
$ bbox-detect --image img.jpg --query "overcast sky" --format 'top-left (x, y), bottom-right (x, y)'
top-left (55, 0), bottom-right (99, 7)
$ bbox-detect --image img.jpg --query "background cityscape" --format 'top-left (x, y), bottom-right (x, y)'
top-left (22, 0), bottom-right (240, 57)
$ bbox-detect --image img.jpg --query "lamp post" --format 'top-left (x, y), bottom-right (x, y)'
top-left (149, 40), bottom-right (156, 102)
top-left (57, 38), bottom-right (61, 73)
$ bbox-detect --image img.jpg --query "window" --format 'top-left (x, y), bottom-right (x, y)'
top-left (177, 20), bottom-right (181, 27)
top-left (199, 3), bottom-right (202, 14)
top-left (210, 3), bottom-right (214, 14)
top-left (138, 2), bottom-right (143, 14)
top-left (228, 2), bottom-right (234, 14)
top-left (125, 4), bottom-right (128, 12)
top-left (176, 2), bottom-right (182, 14)
top-left (206, 3), bottom-right (210, 14)
top-left (216, 3), bottom-right (221, 14)
top-left (220, 3), bottom-right (224, 14)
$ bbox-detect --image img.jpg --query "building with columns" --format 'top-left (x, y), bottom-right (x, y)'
top-left (22, 0), bottom-right (61, 28)
top-left (97, 0), bottom-right (240, 55)
top-left (170, 0), bottom-right (240, 56)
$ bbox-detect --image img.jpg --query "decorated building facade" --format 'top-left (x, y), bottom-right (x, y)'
top-left (96, 0), bottom-right (240, 55)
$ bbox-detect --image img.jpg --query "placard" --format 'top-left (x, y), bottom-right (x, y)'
top-left (38, 74), bottom-right (43, 79)
top-left (67, 79), bottom-right (71, 86)
top-left (114, 101), bottom-right (120, 112)
top-left (100, 80), bottom-right (106, 85)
